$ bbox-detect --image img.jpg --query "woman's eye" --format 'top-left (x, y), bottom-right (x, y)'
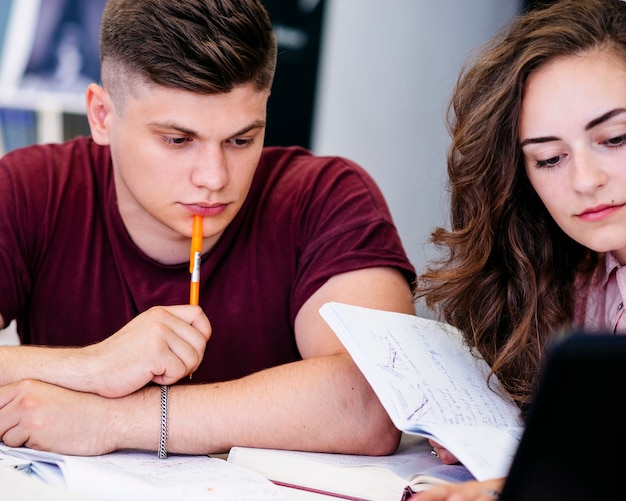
top-left (605, 134), bottom-right (626, 147)
top-left (536, 155), bottom-right (562, 168)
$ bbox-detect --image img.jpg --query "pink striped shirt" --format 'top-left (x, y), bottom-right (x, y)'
top-left (576, 252), bottom-right (626, 334)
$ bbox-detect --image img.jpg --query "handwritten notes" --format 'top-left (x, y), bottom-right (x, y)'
top-left (0, 446), bottom-right (281, 500)
top-left (319, 302), bottom-right (524, 481)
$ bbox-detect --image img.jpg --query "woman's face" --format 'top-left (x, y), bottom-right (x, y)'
top-left (520, 49), bottom-right (626, 264)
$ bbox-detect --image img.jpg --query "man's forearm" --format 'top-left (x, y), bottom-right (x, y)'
top-left (0, 353), bottom-right (399, 457)
top-left (0, 305), bottom-right (211, 399)
top-left (0, 345), bottom-right (91, 389)
top-left (156, 353), bottom-right (400, 456)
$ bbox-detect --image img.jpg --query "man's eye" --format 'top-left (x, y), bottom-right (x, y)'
top-left (164, 136), bottom-right (189, 146)
top-left (230, 137), bottom-right (252, 147)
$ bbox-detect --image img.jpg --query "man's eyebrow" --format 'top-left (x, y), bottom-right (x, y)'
top-left (147, 119), bottom-right (266, 138)
top-left (148, 121), bottom-right (197, 136)
top-left (230, 119), bottom-right (266, 137)
top-left (520, 108), bottom-right (626, 147)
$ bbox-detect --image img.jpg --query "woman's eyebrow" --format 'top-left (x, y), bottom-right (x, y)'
top-left (520, 135), bottom-right (559, 147)
top-left (521, 108), bottom-right (626, 147)
top-left (585, 108), bottom-right (626, 131)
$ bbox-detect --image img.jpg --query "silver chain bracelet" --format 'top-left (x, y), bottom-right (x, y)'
top-left (158, 385), bottom-right (169, 459)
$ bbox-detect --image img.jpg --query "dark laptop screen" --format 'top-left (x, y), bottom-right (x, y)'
top-left (499, 333), bottom-right (626, 501)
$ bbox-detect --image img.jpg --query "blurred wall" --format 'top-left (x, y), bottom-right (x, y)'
top-left (311, 0), bottom-right (522, 314)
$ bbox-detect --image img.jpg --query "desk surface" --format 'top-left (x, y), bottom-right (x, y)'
top-left (0, 321), bottom-right (18, 345)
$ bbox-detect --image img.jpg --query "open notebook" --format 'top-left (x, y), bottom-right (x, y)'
top-left (499, 333), bottom-right (626, 501)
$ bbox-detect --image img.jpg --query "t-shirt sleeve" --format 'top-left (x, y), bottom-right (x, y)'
top-left (288, 155), bottom-right (416, 322)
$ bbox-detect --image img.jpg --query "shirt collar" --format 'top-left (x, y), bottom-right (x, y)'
top-left (602, 251), bottom-right (622, 287)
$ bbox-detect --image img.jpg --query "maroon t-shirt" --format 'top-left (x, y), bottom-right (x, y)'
top-left (0, 138), bottom-right (415, 383)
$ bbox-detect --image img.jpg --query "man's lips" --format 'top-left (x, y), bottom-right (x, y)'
top-left (187, 203), bottom-right (228, 217)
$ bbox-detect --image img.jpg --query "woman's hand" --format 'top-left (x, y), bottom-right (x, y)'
top-left (429, 439), bottom-right (460, 464)
top-left (409, 478), bottom-right (505, 501)
top-left (415, 440), bottom-right (504, 500)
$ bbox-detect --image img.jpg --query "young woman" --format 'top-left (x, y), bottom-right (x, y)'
top-left (412, 0), bottom-right (626, 498)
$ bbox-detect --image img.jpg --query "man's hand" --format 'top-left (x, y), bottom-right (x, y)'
top-left (81, 305), bottom-right (211, 397)
top-left (0, 380), bottom-right (130, 455)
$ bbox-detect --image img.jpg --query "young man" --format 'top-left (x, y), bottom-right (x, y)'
top-left (0, 0), bottom-right (415, 457)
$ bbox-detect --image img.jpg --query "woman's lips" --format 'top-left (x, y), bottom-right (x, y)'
top-left (578, 203), bottom-right (623, 222)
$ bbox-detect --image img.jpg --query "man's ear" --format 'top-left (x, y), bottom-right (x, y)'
top-left (85, 83), bottom-right (112, 145)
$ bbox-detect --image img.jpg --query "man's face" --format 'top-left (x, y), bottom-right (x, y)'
top-left (95, 82), bottom-right (269, 262)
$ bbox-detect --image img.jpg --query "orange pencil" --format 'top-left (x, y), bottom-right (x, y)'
top-left (189, 215), bottom-right (203, 305)
top-left (189, 215), bottom-right (202, 379)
